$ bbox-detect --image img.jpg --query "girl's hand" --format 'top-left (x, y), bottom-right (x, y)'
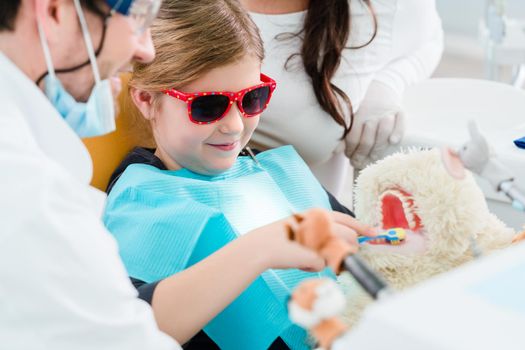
top-left (243, 217), bottom-right (327, 272)
top-left (286, 209), bottom-right (378, 273)
top-left (243, 210), bottom-right (377, 273)
top-left (329, 211), bottom-right (377, 253)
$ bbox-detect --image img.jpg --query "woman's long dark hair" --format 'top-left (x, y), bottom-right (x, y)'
top-left (285, 0), bottom-right (377, 139)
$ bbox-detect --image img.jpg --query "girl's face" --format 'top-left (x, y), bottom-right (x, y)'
top-left (150, 56), bottom-right (262, 175)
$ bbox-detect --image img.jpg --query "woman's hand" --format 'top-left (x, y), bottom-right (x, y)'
top-left (345, 81), bottom-right (405, 169)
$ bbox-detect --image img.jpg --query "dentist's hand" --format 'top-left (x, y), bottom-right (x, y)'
top-left (345, 81), bottom-right (405, 169)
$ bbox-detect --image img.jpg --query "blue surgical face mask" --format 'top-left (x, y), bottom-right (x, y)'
top-left (43, 75), bottom-right (115, 138)
top-left (37, 0), bottom-right (116, 137)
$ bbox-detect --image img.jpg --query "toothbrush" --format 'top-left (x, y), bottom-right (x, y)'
top-left (358, 228), bottom-right (406, 245)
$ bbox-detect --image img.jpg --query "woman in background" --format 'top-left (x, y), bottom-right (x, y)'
top-left (242, 0), bottom-right (444, 197)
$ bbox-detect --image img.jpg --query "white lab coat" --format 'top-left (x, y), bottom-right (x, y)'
top-left (0, 53), bottom-right (180, 349)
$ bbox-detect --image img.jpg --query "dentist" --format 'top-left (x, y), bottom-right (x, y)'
top-left (0, 2), bottom-right (344, 348)
top-left (0, 0), bottom-right (182, 349)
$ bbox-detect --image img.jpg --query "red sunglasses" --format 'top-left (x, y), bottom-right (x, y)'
top-left (163, 74), bottom-right (277, 125)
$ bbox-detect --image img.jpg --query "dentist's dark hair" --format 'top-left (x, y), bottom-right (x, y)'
top-left (1, 0), bottom-right (106, 31)
top-left (0, 0), bottom-right (21, 31)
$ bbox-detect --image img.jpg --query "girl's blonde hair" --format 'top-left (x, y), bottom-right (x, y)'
top-left (126, 0), bottom-right (264, 145)
top-left (130, 0), bottom-right (264, 94)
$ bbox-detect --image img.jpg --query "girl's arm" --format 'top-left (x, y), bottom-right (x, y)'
top-left (150, 217), bottom-right (325, 343)
top-left (150, 211), bottom-right (374, 343)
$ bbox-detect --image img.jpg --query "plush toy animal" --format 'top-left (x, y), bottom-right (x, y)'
top-left (287, 148), bottom-right (525, 348)
top-left (341, 148), bottom-right (519, 325)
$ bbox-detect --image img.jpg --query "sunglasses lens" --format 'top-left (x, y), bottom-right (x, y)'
top-left (242, 86), bottom-right (270, 116)
top-left (191, 95), bottom-right (230, 123)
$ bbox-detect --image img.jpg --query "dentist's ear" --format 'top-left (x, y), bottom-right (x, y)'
top-left (34, 0), bottom-right (68, 41)
top-left (130, 87), bottom-right (156, 121)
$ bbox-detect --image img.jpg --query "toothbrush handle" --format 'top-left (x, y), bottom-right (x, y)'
top-left (358, 236), bottom-right (371, 244)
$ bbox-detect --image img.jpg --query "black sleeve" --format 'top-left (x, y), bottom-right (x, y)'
top-left (130, 277), bottom-right (160, 304)
top-left (326, 190), bottom-right (355, 217)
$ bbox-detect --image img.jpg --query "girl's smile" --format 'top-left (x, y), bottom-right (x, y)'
top-left (206, 140), bottom-right (241, 152)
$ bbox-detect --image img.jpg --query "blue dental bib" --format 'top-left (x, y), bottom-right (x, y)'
top-left (104, 146), bottom-right (334, 350)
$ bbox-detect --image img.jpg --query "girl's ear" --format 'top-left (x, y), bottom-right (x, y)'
top-left (130, 87), bottom-right (156, 120)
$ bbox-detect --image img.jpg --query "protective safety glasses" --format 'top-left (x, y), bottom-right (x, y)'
top-left (163, 74), bottom-right (277, 125)
top-left (111, 0), bottom-right (162, 35)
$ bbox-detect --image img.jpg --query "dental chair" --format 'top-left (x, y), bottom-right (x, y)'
top-left (389, 78), bottom-right (525, 230)
top-left (83, 74), bottom-right (155, 191)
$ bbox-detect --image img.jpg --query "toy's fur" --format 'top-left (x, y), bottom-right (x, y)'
top-left (341, 148), bottom-right (516, 326)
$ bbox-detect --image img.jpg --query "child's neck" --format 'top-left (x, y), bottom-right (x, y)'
top-left (154, 148), bottom-right (182, 171)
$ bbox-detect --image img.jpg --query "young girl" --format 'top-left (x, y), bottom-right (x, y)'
top-left (103, 0), bottom-right (374, 349)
